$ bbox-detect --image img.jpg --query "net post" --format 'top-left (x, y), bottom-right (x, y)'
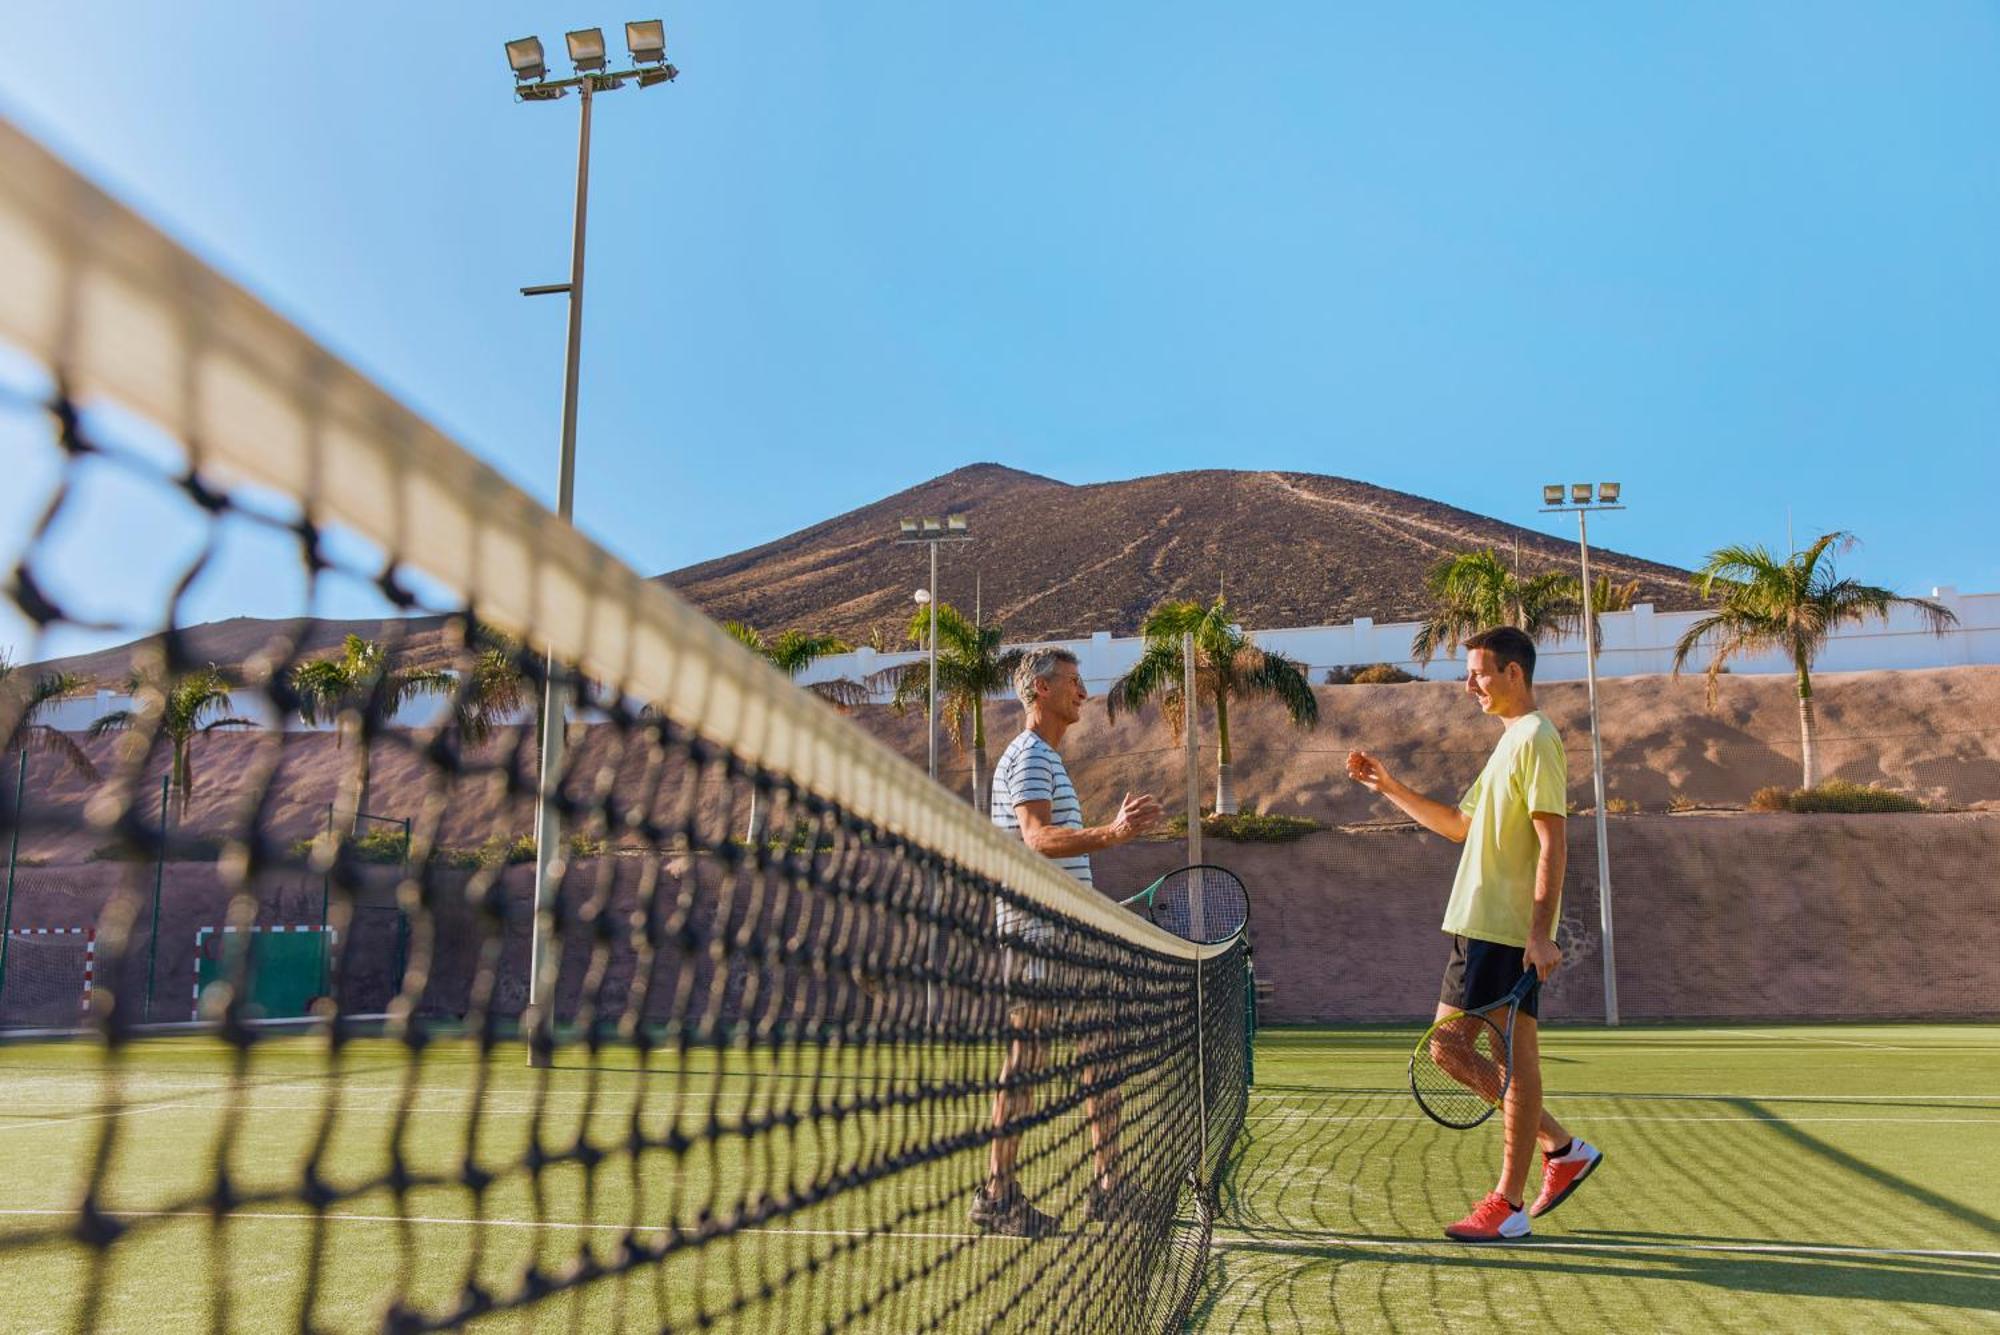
top-left (0, 748), bottom-right (25, 996)
top-left (1194, 944), bottom-right (1209, 1192)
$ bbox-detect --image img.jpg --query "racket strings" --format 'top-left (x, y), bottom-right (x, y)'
top-left (1410, 1012), bottom-right (1511, 1129)
top-left (1153, 867), bottom-right (1250, 944)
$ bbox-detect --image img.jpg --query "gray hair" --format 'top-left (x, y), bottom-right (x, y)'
top-left (1013, 646), bottom-right (1079, 707)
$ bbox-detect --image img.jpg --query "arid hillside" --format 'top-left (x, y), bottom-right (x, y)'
top-left (661, 463), bottom-right (1696, 643)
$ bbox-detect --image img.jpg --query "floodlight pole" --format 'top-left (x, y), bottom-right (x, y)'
top-left (1541, 490), bottom-right (1626, 1027)
top-left (894, 520), bottom-right (972, 789)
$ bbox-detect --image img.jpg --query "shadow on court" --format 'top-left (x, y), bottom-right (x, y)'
top-left (1191, 1029), bottom-right (2000, 1332)
top-left (1191, 1234), bottom-right (2000, 1332)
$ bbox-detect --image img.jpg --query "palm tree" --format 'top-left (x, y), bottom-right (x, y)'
top-left (88, 664), bottom-right (256, 815)
top-left (1411, 550), bottom-right (1582, 666)
top-left (868, 601), bottom-right (1024, 810)
top-left (451, 630), bottom-right (531, 746)
top-left (290, 635), bottom-right (455, 825)
top-left (0, 652), bottom-right (98, 782)
top-left (1105, 597), bottom-right (1317, 815)
top-left (1671, 532), bottom-right (1958, 788)
top-left (722, 624), bottom-right (867, 708)
top-left (722, 623), bottom-right (863, 838)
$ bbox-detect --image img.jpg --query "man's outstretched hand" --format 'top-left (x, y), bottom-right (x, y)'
top-left (1346, 749), bottom-right (1393, 795)
top-left (1112, 792), bottom-right (1164, 842)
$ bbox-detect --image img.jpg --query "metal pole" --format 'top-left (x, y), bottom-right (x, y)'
top-left (145, 773), bottom-right (169, 1022)
top-left (1194, 943), bottom-right (1209, 1189)
top-left (0, 749), bottom-right (26, 999)
top-left (1577, 510), bottom-right (1619, 1026)
top-left (926, 541), bottom-right (939, 782)
top-left (527, 78), bottom-right (595, 1069)
top-left (317, 803), bottom-right (333, 999)
top-left (1183, 632), bottom-right (1201, 868)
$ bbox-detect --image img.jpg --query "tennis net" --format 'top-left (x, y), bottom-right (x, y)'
top-left (0, 117), bottom-right (1248, 1332)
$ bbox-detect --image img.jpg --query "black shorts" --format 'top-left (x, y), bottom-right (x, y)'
top-left (1439, 935), bottom-right (1540, 1019)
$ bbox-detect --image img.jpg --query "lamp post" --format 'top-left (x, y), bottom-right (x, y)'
top-left (894, 516), bottom-right (971, 784)
top-left (1540, 481), bottom-right (1625, 1027)
top-left (512, 20), bottom-right (678, 1069)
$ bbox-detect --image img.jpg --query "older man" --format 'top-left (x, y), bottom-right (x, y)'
top-left (970, 646), bottom-right (1163, 1238)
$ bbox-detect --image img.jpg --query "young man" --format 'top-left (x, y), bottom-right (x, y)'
top-left (1346, 626), bottom-right (1603, 1241)
top-left (970, 646), bottom-right (1163, 1238)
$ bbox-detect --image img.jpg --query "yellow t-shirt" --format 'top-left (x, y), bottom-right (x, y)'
top-left (1440, 710), bottom-right (1568, 947)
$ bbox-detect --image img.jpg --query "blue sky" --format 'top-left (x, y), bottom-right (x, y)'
top-left (2, 3), bottom-right (1996, 659)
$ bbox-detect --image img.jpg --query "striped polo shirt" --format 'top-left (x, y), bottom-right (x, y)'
top-left (990, 730), bottom-right (1090, 945)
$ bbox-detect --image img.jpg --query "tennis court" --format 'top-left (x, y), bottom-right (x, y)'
top-left (1200, 1024), bottom-right (2000, 1333)
top-left (3, 1023), bottom-right (1993, 1331)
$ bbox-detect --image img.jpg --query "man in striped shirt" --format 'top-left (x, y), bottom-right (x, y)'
top-left (971, 646), bottom-right (1163, 1237)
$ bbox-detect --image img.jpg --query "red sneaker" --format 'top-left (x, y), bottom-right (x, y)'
top-left (1531, 1139), bottom-right (1603, 1218)
top-left (1443, 1191), bottom-right (1530, 1242)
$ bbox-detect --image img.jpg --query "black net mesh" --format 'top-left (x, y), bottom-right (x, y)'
top-left (0, 118), bottom-right (1250, 1332)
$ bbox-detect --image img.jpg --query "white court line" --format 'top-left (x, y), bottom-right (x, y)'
top-left (1, 1208), bottom-right (1991, 1266)
top-left (0, 1206), bottom-right (989, 1245)
top-left (1206, 1229), bottom-right (2000, 1264)
top-left (1242, 1113), bottom-right (2000, 1125)
top-left (1247, 1091), bottom-right (2000, 1103)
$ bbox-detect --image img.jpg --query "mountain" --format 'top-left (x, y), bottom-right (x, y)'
top-left (660, 464), bottom-right (1694, 642)
top-left (25, 465), bottom-right (1695, 684)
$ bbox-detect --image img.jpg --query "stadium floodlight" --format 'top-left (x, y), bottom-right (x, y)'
top-left (922, 518), bottom-right (942, 533)
top-left (946, 514), bottom-right (968, 532)
top-left (627, 19), bottom-right (667, 63)
top-left (899, 518), bottom-right (919, 534)
top-left (1531, 479), bottom-right (1632, 1027)
top-left (514, 16), bottom-right (676, 1069)
top-left (637, 64), bottom-right (678, 88)
top-left (505, 36), bottom-right (547, 82)
top-left (566, 27), bottom-right (607, 72)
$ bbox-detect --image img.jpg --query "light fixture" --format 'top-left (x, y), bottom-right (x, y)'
top-left (1543, 484), bottom-right (1565, 506)
top-left (517, 83), bottom-right (566, 102)
top-left (899, 519), bottom-right (918, 534)
top-left (626, 19), bottom-right (667, 63)
top-left (921, 518), bottom-right (942, 533)
top-left (913, 589), bottom-right (932, 605)
top-left (637, 64), bottom-right (678, 87)
top-left (1570, 483), bottom-right (1593, 505)
top-left (565, 27), bottom-right (607, 72)
top-left (1597, 482), bottom-right (1621, 504)
top-left (505, 36), bottom-right (547, 81)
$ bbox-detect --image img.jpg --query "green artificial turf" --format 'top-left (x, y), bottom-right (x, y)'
top-left (1195, 1025), bottom-right (2000, 1334)
top-left (0, 1025), bottom-right (1994, 1332)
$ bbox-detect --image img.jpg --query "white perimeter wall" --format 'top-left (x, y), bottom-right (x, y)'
top-left (800, 585), bottom-right (2000, 701)
top-left (40, 587), bottom-right (1999, 730)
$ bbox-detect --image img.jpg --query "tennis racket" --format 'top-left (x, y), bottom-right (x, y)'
top-left (1120, 864), bottom-right (1249, 945)
top-left (1408, 970), bottom-right (1540, 1130)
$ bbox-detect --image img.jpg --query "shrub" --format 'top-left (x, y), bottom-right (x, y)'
top-left (1748, 786), bottom-right (1791, 813)
top-left (1165, 811), bottom-right (1322, 843)
top-left (1751, 781), bottom-right (1926, 814)
top-left (1667, 795), bottom-right (1699, 814)
top-left (1326, 663), bottom-right (1416, 685)
top-left (1604, 797), bottom-right (1639, 815)
top-left (291, 827), bottom-right (412, 865)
